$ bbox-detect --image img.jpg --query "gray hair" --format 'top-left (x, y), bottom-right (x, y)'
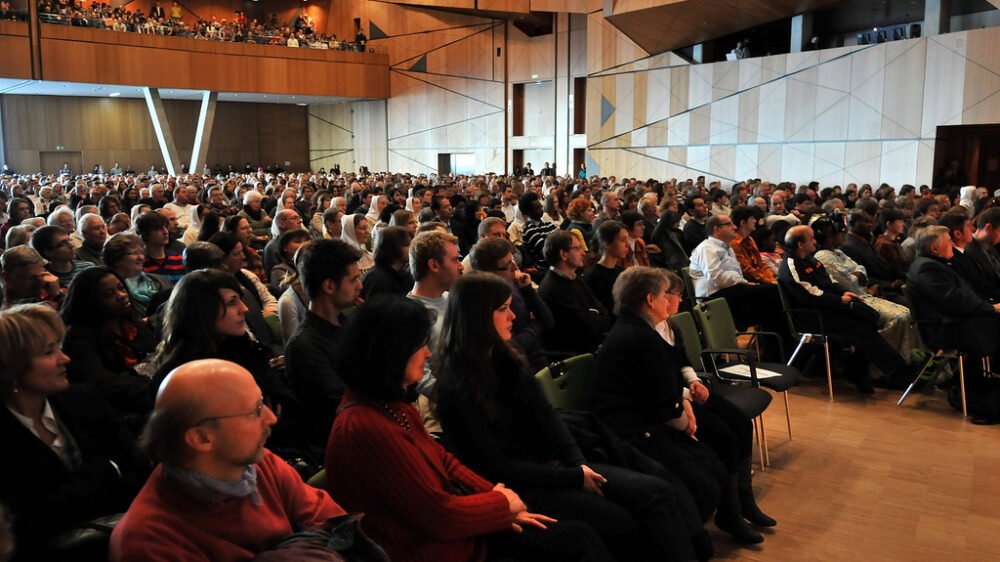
top-left (915, 225), bottom-right (950, 257)
top-left (612, 266), bottom-right (676, 316)
top-left (78, 213), bottom-right (104, 235)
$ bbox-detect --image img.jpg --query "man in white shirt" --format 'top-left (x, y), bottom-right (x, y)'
top-left (164, 185), bottom-right (197, 230)
top-left (689, 214), bottom-right (787, 346)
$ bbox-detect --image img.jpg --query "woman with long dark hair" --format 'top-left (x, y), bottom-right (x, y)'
top-left (326, 295), bottom-right (612, 562)
top-left (435, 272), bottom-right (710, 562)
top-left (361, 226), bottom-right (414, 299)
top-left (61, 267), bottom-right (156, 420)
top-left (223, 214), bottom-right (266, 283)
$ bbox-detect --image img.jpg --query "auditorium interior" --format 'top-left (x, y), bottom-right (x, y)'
top-left (4, 0), bottom-right (1000, 560)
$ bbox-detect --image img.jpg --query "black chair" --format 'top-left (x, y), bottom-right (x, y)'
top-left (897, 285), bottom-right (968, 417)
top-left (776, 281), bottom-right (835, 401)
top-left (672, 311), bottom-right (773, 468)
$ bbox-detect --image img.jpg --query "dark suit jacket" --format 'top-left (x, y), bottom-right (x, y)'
top-left (590, 312), bottom-right (686, 443)
top-left (841, 232), bottom-right (900, 286)
top-left (960, 239), bottom-right (1000, 300)
top-left (0, 386), bottom-right (147, 558)
top-left (907, 255), bottom-right (999, 354)
top-left (537, 270), bottom-right (610, 355)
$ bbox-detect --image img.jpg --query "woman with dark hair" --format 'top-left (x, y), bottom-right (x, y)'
top-left (874, 207), bottom-right (911, 280)
top-left (153, 270), bottom-right (296, 441)
top-left (209, 232), bottom-right (278, 316)
top-left (97, 195), bottom-right (122, 221)
top-left (195, 210), bottom-right (223, 242)
top-left (361, 226), bottom-right (414, 300)
top-left (222, 214), bottom-right (266, 283)
top-left (589, 267), bottom-right (774, 547)
top-left (268, 229), bottom-right (312, 294)
top-left (389, 208), bottom-right (419, 235)
top-left (0, 304), bottom-right (147, 559)
top-left (650, 210), bottom-right (689, 272)
top-left (309, 189), bottom-right (333, 238)
top-left (326, 295), bottom-right (611, 562)
top-left (435, 273), bottom-right (711, 562)
top-left (61, 267), bottom-right (156, 420)
top-left (619, 210), bottom-right (649, 267)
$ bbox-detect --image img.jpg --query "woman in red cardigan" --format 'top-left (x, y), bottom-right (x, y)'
top-left (324, 296), bottom-right (612, 562)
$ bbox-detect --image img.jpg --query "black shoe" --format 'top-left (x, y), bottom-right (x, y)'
top-left (741, 503), bottom-right (777, 527)
top-left (971, 415), bottom-right (1000, 425)
top-left (715, 514), bottom-right (764, 544)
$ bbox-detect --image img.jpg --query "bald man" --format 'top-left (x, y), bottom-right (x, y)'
top-left (778, 225), bottom-right (914, 394)
top-left (110, 360), bottom-right (347, 561)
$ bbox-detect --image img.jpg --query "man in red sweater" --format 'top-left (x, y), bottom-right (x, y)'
top-left (110, 359), bottom-right (347, 561)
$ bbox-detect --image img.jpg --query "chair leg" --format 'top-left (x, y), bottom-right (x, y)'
top-left (752, 417), bottom-right (765, 471)
top-left (959, 355), bottom-right (967, 419)
top-left (824, 341), bottom-right (833, 402)
top-left (897, 350), bottom-right (938, 407)
top-left (788, 334), bottom-right (809, 367)
top-left (783, 390), bottom-right (792, 440)
top-left (759, 414), bottom-right (770, 467)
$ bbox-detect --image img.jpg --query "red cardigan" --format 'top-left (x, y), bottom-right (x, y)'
top-left (325, 391), bottom-right (513, 562)
top-left (110, 449), bottom-right (345, 561)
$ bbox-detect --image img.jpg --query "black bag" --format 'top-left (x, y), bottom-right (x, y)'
top-left (254, 513), bottom-right (391, 562)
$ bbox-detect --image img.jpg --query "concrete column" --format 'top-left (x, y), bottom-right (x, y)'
top-left (189, 91), bottom-right (219, 176)
top-left (0, 97), bottom-right (6, 170)
top-left (555, 12), bottom-right (571, 177)
top-left (142, 88), bottom-right (181, 176)
top-left (925, 0), bottom-right (952, 36)
top-left (791, 13), bottom-right (814, 53)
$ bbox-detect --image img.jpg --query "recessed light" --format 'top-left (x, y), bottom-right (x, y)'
top-left (110, 92), bottom-right (120, 97)
top-left (297, 103), bottom-right (307, 106)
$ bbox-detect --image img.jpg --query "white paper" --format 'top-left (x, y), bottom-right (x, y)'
top-left (719, 364), bottom-right (784, 379)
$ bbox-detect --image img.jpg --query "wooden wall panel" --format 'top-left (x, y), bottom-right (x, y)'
top-left (36, 26), bottom-right (389, 98)
top-left (0, 21), bottom-right (32, 79)
top-left (476, 0), bottom-right (530, 13)
top-left (1, 95), bottom-right (311, 173)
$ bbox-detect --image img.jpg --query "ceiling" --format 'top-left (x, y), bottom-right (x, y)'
top-left (0, 79), bottom-right (361, 105)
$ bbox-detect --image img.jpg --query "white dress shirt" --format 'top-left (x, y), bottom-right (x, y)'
top-left (688, 236), bottom-right (747, 297)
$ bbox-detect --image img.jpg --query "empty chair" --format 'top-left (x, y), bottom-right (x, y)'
top-left (535, 353), bottom-right (597, 411)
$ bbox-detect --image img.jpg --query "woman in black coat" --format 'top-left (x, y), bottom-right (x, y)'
top-left (0, 304), bottom-right (147, 561)
top-left (434, 272), bottom-right (710, 562)
top-left (61, 267), bottom-right (156, 423)
top-left (589, 267), bottom-right (775, 545)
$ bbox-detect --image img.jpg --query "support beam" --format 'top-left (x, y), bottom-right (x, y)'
top-left (925, 0), bottom-right (952, 36)
top-left (693, 43), bottom-right (714, 64)
top-left (0, 97), bottom-right (6, 170)
top-left (189, 91), bottom-right (219, 176)
top-left (142, 87), bottom-right (182, 176)
top-left (790, 13), bottom-right (814, 53)
top-left (555, 12), bottom-right (570, 177)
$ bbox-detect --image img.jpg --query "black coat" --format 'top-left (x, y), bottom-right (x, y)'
top-left (589, 312), bottom-right (686, 443)
top-left (537, 270), bottom-right (610, 355)
top-left (907, 255), bottom-right (1000, 355)
top-left (841, 232), bottom-right (900, 286)
top-left (63, 319), bottom-right (156, 417)
top-left (0, 386), bottom-right (148, 559)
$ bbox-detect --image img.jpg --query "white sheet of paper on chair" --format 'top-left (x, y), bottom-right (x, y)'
top-left (719, 364), bottom-right (783, 379)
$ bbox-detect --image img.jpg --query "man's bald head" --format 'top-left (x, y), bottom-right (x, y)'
top-left (785, 224), bottom-right (815, 255)
top-left (142, 360), bottom-right (261, 467)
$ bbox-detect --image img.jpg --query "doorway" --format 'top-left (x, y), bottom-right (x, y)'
top-left (39, 151), bottom-right (82, 176)
top-left (934, 124), bottom-right (1000, 189)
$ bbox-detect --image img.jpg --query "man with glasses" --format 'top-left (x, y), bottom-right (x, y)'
top-left (470, 237), bottom-right (553, 372)
top-left (0, 246), bottom-right (63, 308)
top-left (538, 230), bottom-right (611, 355)
top-left (30, 225), bottom-right (93, 289)
top-left (111, 359), bottom-right (349, 561)
top-left (262, 209), bottom-right (306, 276)
top-left (689, 214), bottom-right (786, 349)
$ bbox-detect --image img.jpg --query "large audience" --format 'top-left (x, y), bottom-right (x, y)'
top-left (0, 161), bottom-right (997, 560)
top-left (36, 0), bottom-right (369, 51)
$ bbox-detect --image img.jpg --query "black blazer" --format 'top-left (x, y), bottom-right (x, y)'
top-left (0, 386), bottom-right (147, 558)
top-left (589, 312), bottom-right (686, 443)
top-left (907, 255), bottom-right (998, 353)
top-left (841, 232), bottom-right (899, 285)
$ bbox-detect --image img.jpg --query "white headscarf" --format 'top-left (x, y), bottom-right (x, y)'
top-left (959, 186), bottom-right (977, 212)
top-left (365, 195), bottom-right (384, 224)
top-left (341, 213), bottom-right (365, 250)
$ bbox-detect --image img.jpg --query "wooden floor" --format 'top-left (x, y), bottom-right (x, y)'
top-left (707, 376), bottom-right (1000, 561)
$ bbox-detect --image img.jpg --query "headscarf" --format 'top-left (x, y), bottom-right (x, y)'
top-left (341, 213), bottom-right (366, 250)
top-left (365, 195), bottom-right (384, 225)
top-left (959, 186), bottom-right (977, 213)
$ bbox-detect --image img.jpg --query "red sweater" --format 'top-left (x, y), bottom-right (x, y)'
top-left (326, 391), bottom-right (513, 562)
top-left (110, 449), bottom-right (345, 561)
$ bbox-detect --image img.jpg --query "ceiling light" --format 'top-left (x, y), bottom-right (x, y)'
top-left (110, 92), bottom-right (120, 97)
top-left (297, 103), bottom-right (307, 106)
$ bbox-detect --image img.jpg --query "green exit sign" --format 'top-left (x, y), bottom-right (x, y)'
top-left (56, 146), bottom-right (65, 150)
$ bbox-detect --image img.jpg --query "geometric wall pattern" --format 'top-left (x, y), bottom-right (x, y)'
top-left (587, 18), bottom-right (1000, 187)
top-left (308, 103), bottom-right (357, 173)
top-left (366, 2), bottom-right (507, 173)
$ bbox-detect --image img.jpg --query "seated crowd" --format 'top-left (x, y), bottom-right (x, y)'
top-left (36, 0), bottom-right (368, 51)
top-left (1, 164), bottom-right (998, 560)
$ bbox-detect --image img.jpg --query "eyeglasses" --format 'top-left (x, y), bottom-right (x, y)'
top-left (195, 398), bottom-right (265, 425)
top-left (717, 222), bottom-right (734, 227)
top-left (495, 260), bottom-right (516, 272)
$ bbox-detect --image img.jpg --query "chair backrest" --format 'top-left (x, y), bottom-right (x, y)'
top-left (670, 311), bottom-right (705, 371)
top-left (692, 298), bottom-right (740, 351)
top-left (535, 353), bottom-right (596, 410)
top-left (680, 266), bottom-right (696, 300)
top-left (263, 314), bottom-right (283, 344)
top-left (775, 281), bottom-right (801, 337)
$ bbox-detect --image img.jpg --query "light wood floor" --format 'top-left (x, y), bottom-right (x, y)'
top-left (707, 376), bottom-right (1000, 561)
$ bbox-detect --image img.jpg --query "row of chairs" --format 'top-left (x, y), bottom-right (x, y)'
top-left (534, 298), bottom-right (803, 468)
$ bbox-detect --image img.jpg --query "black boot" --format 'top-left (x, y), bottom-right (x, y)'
top-left (714, 473), bottom-right (763, 544)
top-left (691, 529), bottom-right (714, 562)
top-left (738, 457), bottom-right (776, 527)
